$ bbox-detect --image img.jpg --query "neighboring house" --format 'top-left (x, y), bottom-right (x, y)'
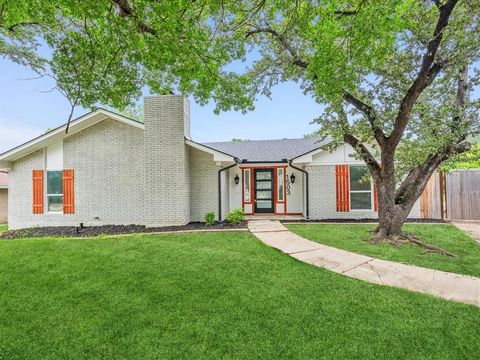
top-left (0, 95), bottom-right (420, 230)
top-left (0, 172), bottom-right (7, 224)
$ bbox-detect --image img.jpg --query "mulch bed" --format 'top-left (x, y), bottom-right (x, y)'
top-left (281, 218), bottom-right (447, 224)
top-left (0, 221), bottom-right (247, 240)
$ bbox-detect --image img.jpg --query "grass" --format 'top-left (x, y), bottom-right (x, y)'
top-left (0, 232), bottom-right (479, 359)
top-left (287, 223), bottom-right (480, 277)
top-left (0, 224), bottom-right (7, 233)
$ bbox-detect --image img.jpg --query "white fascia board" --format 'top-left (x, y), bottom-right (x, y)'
top-left (100, 110), bottom-right (144, 130)
top-left (291, 148), bottom-right (324, 164)
top-left (185, 139), bottom-right (236, 163)
top-left (0, 109), bottom-right (144, 164)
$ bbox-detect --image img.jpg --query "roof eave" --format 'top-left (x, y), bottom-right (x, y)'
top-left (290, 139), bottom-right (333, 164)
top-left (185, 139), bottom-right (237, 163)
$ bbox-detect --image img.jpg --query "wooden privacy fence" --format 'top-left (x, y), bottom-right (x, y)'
top-left (419, 169), bottom-right (480, 220)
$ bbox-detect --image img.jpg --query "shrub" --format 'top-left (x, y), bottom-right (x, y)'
top-left (205, 212), bottom-right (216, 226)
top-left (226, 208), bottom-right (245, 224)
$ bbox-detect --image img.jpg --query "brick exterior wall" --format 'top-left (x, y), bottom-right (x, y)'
top-left (307, 165), bottom-right (420, 219)
top-left (189, 147), bottom-right (220, 221)
top-left (144, 96), bottom-right (190, 226)
top-left (221, 170), bottom-right (230, 220)
top-left (0, 189), bottom-right (7, 224)
top-left (8, 120), bottom-right (145, 229)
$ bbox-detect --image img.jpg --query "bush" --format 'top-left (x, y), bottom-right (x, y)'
top-left (205, 212), bottom-right (216, 226)
top-left (226, 208), bottom-right (245, 224)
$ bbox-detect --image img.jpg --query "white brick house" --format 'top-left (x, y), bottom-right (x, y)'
top-left (0, 95), bottom-right (419, 230)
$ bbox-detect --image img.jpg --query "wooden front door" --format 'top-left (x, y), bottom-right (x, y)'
top-left (254, 169), bottom-right (274, 213)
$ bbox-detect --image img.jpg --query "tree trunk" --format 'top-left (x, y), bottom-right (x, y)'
top-left (373, 156), bottom-right (416, 241)
top-left (375, 198), bottom-right (412, 241)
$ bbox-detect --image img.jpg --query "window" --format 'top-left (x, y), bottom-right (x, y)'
top-left (349, 165), bottom-right (372, 210)
top-left (277, 168), bottom-right (284, 201)
top-left (47, 171), bottom-right (63, 212)
top-left (243, 169), bottom-right (251, 202)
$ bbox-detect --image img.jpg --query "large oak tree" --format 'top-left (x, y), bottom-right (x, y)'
top-left (1, 0), bottom-right (479, 241)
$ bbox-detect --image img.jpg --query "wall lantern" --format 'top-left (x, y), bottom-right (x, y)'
top-left (290, 173), bottom-right (296, 184)
top-left (234, 174), bottom-right (240, 185)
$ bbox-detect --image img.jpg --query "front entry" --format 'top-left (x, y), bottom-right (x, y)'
top-left (254, 169), bottom-right (274, 213)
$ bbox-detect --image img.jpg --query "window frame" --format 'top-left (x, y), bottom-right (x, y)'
top-left (45, 169), bottom-right (64, 213)
top-left (349, 165), bottom-right (373, 211)
top-left (243, 168), bottom-right (251, 202)
top-left (277, 168), bottom-right (285, 202)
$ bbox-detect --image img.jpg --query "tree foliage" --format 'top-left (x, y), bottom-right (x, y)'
top-left (442, 143), bottom-right (480, 170)
top-left (0, 0), bottom-right (254, 118)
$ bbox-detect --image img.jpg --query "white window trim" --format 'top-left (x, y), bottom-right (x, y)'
top-left (349, 165), bottom-right (374, 211)
top-left (45, 169), bottom-right (64, 214)
top-left (243, 169), bottom-right (251, 202)
top-left (277, 168), bottom-right (285, 202)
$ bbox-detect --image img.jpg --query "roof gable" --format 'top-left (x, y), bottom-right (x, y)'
top-left (0, 109), bottom-right (144, 167)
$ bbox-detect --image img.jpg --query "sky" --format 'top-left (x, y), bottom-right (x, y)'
top-left (0, 54), bottom-right (321, 154)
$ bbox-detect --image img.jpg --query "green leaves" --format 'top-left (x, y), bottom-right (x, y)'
top-left (0, 0), bottom-right (253, 112)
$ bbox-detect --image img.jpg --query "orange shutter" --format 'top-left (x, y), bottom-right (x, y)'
top-left (62, 169), bottom-right (75, 214)
top-left (32, 170), bottom-right (44, 214)
top-left (335, 165), bottom-right (350, 212)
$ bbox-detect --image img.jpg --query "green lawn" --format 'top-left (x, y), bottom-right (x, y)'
top-left (0, 224), bottom-right (7, 233)
top-left (0, 232), bottom-right (479, 359)
top-left (287, 223), bottom-right (480, 277)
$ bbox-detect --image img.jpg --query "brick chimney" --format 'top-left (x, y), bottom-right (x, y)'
top-left (144, 96), bottom-right (190, 226)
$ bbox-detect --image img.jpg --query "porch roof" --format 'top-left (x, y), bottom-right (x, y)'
top-left (202, 137), bottom-right (331, 163)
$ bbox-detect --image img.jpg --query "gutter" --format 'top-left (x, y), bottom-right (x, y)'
top-left (240, 160), bottom-right (288, 164)
top-left (289, 160), bottom-right (309, 219)
top-left (218, 159), bottom-right (239, 221)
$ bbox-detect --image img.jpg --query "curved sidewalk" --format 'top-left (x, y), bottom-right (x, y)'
top-left (248, 220), bottom-right (480, 307)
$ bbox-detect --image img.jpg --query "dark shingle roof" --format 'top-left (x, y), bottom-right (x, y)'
top-left (202, 137), bottom-right (330, 162)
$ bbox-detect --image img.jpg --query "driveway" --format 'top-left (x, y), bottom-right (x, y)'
top-left (452, 222), bottom-right (480, 244)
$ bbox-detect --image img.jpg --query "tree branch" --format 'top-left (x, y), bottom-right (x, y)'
top-left (245, 27), bottom-right (308, 68)
top-left (337, 106), bottom-right (381, 179)
top-left (111, 0), bottom-right (157, 35)
top-left (395, 64), bottom-right (470, 206)
top-left (0, 21), bottom-right (40, 32)
top-left (395, 142), bottom-right (471, 206)
top-left (388, 0), bottom-right (459, 147)
top-left (334, 10), bottom-right (358, 16)
top-left (343, 90), bottom-right (386, 146)
top-left (455, 65), bottom-right (468, 108)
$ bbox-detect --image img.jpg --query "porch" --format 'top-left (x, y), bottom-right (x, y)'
top-left (245, 214), bottom-right (306, 221)
top-left (227, 163), bottom-right (306, 217)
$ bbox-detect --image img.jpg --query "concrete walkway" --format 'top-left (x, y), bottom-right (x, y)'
top-left (248, 220), bottom-right (480, 307)
top-left (452, 221), bottom-right (480, 245)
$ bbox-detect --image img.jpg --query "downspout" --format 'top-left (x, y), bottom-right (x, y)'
top-left (289, 160), bottom-right (309, 219)
top-left (218, 160), bottom-right (239, 221)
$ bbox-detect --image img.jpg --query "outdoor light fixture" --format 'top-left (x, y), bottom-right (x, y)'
top-left (234, 174), bottom-right (240, 185)
top-left (290, 173), bottom-right (296, 184)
